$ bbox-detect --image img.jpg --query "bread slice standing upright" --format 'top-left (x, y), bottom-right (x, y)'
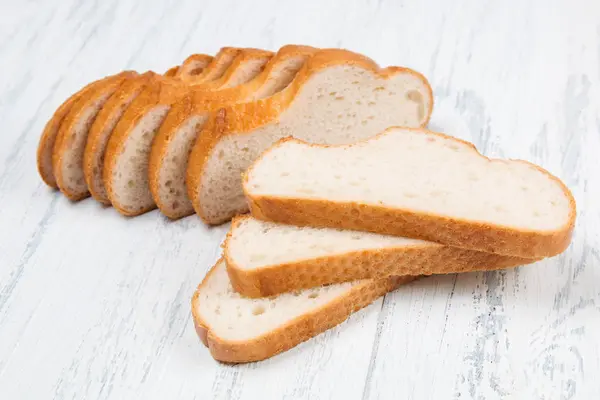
top-left (84, 55), bottom-right (214, 204)
top-left (193, 258), bottom-right (414, 363)
top-left (244, 127), bottom-right (576, 258)
top-left (186, 49), bottom-right (433, 225)
top-left (149, 45), bottom-right (317, 220)
top-left (52, 71), bottom-right (136, 200)
top-left (103, 48), bottom-right (273, 216)
top-left (223, 216), bottom-right (532, 297)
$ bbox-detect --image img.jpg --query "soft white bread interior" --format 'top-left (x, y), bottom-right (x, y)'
top-left (189, 51), bottom-right (433, 224)
top-left (244, 127), bottom-right (576, 258)
top-left (224, 216), bottom-right (531, 297)
top-left (192, 259), bottom-right (413, 363)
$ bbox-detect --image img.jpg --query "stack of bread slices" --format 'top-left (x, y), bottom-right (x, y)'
top-left (192, 126), bottom-right (575, 363)
top-left (37, 45), bottom-right (433, 224)
top-left (36, 45), bottom-right (575, 364)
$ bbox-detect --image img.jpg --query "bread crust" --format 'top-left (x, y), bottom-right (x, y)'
top-left (185, 48), bottom-right (434, 225)
top-left (37, 74), bottom-right (120, 188)
top-left (223, 216), bottom-right (534, 297)
top-left (175, 54), bottom-right (213, 78)
top-left (149, 45), bottom-right (317, 220)
top-left (244, 128), bottom-right (576, 259)
top-left (191, 258), bottom-right (415, 363)
top-left (52, 72), bottom-right (135, 200)
top-left (104, 48), bottom-right (275, 216)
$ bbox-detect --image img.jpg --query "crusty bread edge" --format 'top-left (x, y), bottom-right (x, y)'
top-left (186, 49), bottom-right (434, 225)
top-left (243, 127), bottom-right (576, 258)
top-left (149, 45), bottom-right (318, 220)
top-left (191, 258), bottom-right (415, 363)
top-left (223, 216), bottom-right (534, 297)
top-left (52, 72), bottom-right (134, 200)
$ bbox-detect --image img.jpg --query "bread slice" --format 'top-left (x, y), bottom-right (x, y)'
top-left (186, 49), bottom-right (433, 225)
top-left (83, 58), bottom-right (213, 205)
top-left (224, 216), bottom-right (532, 297)
top-left (149, 45), bottom-right (317, 220)
top-left (176, 54), bottom-right (214, 79)
top-left (192, 258), bottom-right (414, 363)
top-left (244, 127), bottom-right (576, 259)
top-left (52, 71), bottom-right (136, 200)
top-left (37, 73), bottom-right (125, 188)
top-left (103, 49), bottom-right (273, 215)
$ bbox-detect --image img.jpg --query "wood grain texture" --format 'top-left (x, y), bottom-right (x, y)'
top-left (0, 0), bottom-right (598, 398)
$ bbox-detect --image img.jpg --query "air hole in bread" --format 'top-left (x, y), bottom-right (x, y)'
top-left (172, 201), bottom-right (180, 210)
top-left (374, 86), bottom-right (385, 92)
top-left (308, 292), bottom-right (319, 299)
top-left (218, 150), bottom-right (225, 160)
top-left (335, 95), bottom-right (345, 100)
top-left (352, 81), bottom-right (360, 85)
top-left (127, 180), bottom-right (134, 188)
top-left (351, 234), bottom-right (362, 240)
top-left (241, 147), bottom-right (249, 153)
top-left (292, 290), bottom-right (302, 297)
top-left (361, 120), bottom-right (368, 126)
top-left (329, 91), bottom-right (337, 97)
top-left (448, 144), bottom-right (460, 151)
top-left (67, 163), bottom-right (73, 170)
top-left (356, 100), bottom-right (362, 105)
top-left (337, 114), bottom-right (344, 119)
top-left (281, 172), bottom-right (290, 177)
top-left (252, 305), bottom-right (266, 315)
top-left (368, 101), bottom-right (376, 106)
top-left (317, 94), bottom-right (324, 99)
top-left (165, 180), bottom-right (172, 188)
top-left (171, 156), bottom-right (177, 163)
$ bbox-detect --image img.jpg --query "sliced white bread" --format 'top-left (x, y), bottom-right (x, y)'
top-left (84, 57), bottom-right (214, 204)
top-left (224, 216), bottom-right (532, 297)
top-left (193, 258), bottom-right (414, 363)
top-left (149, 45), bottom-right (317, 220)
top-left (52, 71), bottom-right (136, 200)
top-left (103, 48), bottom-right (273, 216)
top-left (37, 72), bottom-right (127, 189)
top-left (186, 49), bottom-right (433, 225)
top-left (244, 127), bottom-right (576, 259)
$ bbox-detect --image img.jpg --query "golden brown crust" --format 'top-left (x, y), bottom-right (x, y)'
top-left (37, 75), bottom-right (118, 188)
top-left (84, 72), bottom-right (156, 204)
top-left (185, 48), bottom-right (434, 224)
top-left (243, 128), bottom-right (576, 259)
top-left (175, 54), bottom-right (213, 78)
top-left (223, 216), bottom-right (534, 297)
top-left (150, 45), bottom-right (317, 219)
top-left (191, 258), bottom-right (415, 363)
top-left (164, 66), bottom-right (180, 77)
top-left (105, 48), bottom-right (276, 216)
top-left (52, 72), bottom-right (135, 200)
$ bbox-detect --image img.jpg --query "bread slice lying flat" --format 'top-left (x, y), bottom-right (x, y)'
top-left (224, 216), bottom-right (532, 297)
top-left (37, 73), bottom-right (126, 189)
top-left (193, 258), bottom-right (413, 363)
top-left (149, 45), bottom-right (317, 220)
top-left (52, 71), bottom-right (136, 200)
top-left (244, 127), bottom-right (576, 259)
top-left (186, 49), bottom-right (433, 225)
top-left (103, 48), bottom-right (273, 215)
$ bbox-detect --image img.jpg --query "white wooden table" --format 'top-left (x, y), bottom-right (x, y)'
top-left (1, 0), bottom-right (599, 398)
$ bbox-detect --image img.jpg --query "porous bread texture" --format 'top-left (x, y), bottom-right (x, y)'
top-left (52, 72), bottom-right (135, 200)
top-left (149, 45), bottom-right (317, 220)
top-left (37, 73), bottom-right (123, 188)
top-left (224, 216), bottom-right (533, 297)
top-left (244, 127), bottom-right (576, 259)
top-left (186, 49), bottom-right (433, 225)
top-left (193, 258), bottom-right (414, 363)
top-left (84, 73), bottom-right (156, 204)
top-left (104, 49), bottom-right (273, 215)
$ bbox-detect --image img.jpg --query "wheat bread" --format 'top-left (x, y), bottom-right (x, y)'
top-left (37, 73), bottom-right (127, 189)
top-left (186, 48), bottom-right (433, 225)
top-left (51, 71), bottom-right (136, 200)
top-left (244, 127), bottom-right (576, 258)
top-left (103, 48), bottom-right (273, 215)
top-left (149, 45), bottom-right (317, 220)
top-left (224, 216), bottom-right (532, 297)
top-left (193, 258), bottom-right (414, 363)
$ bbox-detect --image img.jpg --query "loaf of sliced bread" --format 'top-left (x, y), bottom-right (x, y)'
top-left (186, 49), bottom-right (433, 225)
top-left (244, 127), bottom-right (576, 258)
top-left (37, 73), bottom-right (126, 189)
top-left (224, 216), bottom-right (532, 297)
top-left (193, 258), bottom-right (413, 363)
top-left (149, 45), bottom-right (317, 220)
top-left (176, 54), bottom-right (214, 80)
top-left (103, 48), bottom-right (273, 215)
top-left (52, 71), bottom-right (136, 200)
